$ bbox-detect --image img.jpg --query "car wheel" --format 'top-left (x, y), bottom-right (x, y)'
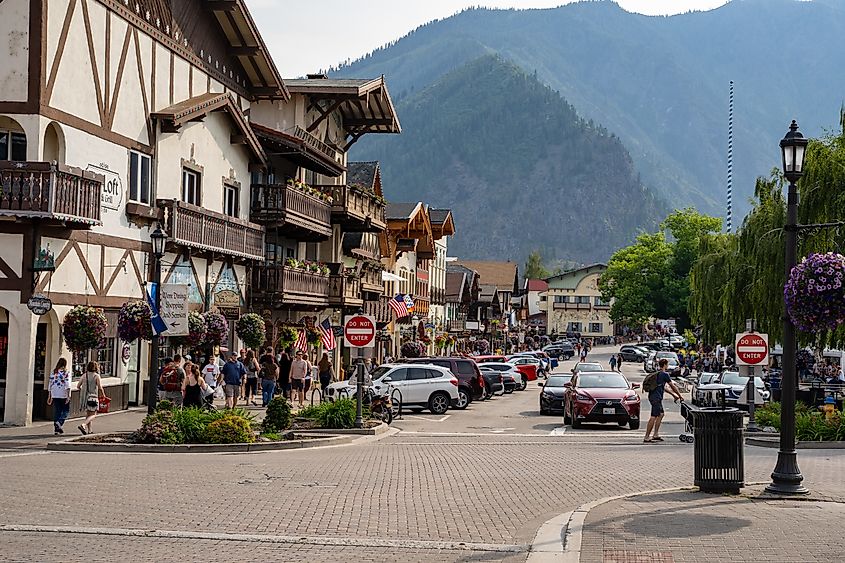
top-left (519, 376), bottom-right (528, 391)
top-left (571, 416), bottom-right (582, 429)
top-left (629, 420), bottom-right (640, 430)
top-left (540, 404), bottom-right (549, 415)
top-left (452, 388), bottom-right (470, 410)
top-left (429, 392), bottom-right (450, 415)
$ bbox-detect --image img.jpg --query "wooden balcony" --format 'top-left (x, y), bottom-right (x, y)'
top-left (159, 199), bottom-right (264, 261)
top-left (329, 274), bottom-right (363, 308)
top-left (447, 318), bottom-right (467, 332)
top-left (553, 302), bottom-right (591, 310)
top-left (365, 295), bottom-right (393, 325)
top-left (361, 266), bottom-right (384, 295)
top-left (250, 183), bottom-right (332, 240)
top-left (316, 184), bottom-right (386, 232)
top-left (414, 297), bottom-right (430, 316)
top-left (291, 125), bottom-right (342, 166)
top-left (0, 161), bottom-right (102, 226)
top-left (252, 265), bottom-right (330, 308)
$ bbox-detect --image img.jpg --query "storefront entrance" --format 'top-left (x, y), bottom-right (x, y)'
top-left (31, 323), bottom-right (48, 420)
top-left (0, 320), bottom-right (8, 421)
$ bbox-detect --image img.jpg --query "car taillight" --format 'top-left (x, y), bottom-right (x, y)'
top-left (478, 374), bottom-right (485, 387)
top-left (449, 378), bottom-right (459, 387)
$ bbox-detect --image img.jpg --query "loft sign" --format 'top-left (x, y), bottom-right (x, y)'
top-left (86, 163), bottom-right (123, 211)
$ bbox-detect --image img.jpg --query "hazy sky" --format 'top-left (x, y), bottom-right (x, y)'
top-left (245, 0), bottom-right (731, 78)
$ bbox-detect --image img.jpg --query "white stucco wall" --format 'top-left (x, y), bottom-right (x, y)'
top-left (0, 0), bottom-right (30, 102)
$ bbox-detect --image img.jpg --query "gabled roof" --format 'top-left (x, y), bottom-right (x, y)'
top-left (251, 123), bottom-right (345, 176)
top-left (455, 260), bottom-right (518, 292)
top-left (386, 202), bottom-right (421, 221)
top-left (429, 208), bottom-right (456, 239)
top-left (478, 284), bottom-right (500, 304)
top-left (286, 76), bottom-right (400, 149)
top-left (446, 271), bottom-right (466, 302)
top-left (525, 279), bottom-right (549, 292)
top-left (152, 92), bottom-right (265, 163)
top-left (545, 263), bottom-right (607, 290)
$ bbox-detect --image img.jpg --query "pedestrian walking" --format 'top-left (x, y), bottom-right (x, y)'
top-left (158, 355), bottom-right (186, 407)
top-left (260, 354), bottom-right (278, 407)
top-left (290, 350), bottom-right (311, 407)
top-left (318, 352), bottom-right (333, 392)
top-left (221, 353), bottom-right (247, 409)
top-left (182, 364), bottom-right (207, 408)
top-left (202, 357), bottom-right (220, 394)
top-left (47, 358), bottom-right (71, 435)
top-left (616, 353), bottom-right (623, 372)
top-left (244, 349), bottom-right (260, 406)
top-left (609, 355), bottom-right (617, 372)
top-left (76, 361), bottom-right (105, 435)
top-left (278, 350), bottom-right (292, 399)
top-left (642, 358), bottom-right (684, 443)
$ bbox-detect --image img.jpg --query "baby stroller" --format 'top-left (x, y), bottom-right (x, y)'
top-left (679, 401), bottom-right (694, 443)
top-left (201, 385), bottom-right (219, 411)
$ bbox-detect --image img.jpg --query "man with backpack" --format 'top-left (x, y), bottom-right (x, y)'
top-left (158, 355), bottom-right (186, 407)
top-left (642, 358), bottom-right (684, 443)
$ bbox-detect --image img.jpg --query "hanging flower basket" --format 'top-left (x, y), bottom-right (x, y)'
top-left (236, 313), bottom-right (266, 350)
top-left (63, 306), bottom-right (108, 353)
top-left (784, 252), bottom-right (845, 333)
top-left (117, 301), bottom-right (153, 342)
top-left (277, 326), bottom-right (298, 350)
top-left (474, 338), bottom-right (490, 355)
top-left (172, 311), bottom-right (207, 348)
top-left (203, 311), bottom-right (229, 347)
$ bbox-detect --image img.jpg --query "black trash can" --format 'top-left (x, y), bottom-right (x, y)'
top-left (689, 406), bottom-right (744, 494)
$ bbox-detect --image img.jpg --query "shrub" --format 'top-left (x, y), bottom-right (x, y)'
top-left (261, 432), bottom-right (283, 441)
top-left (136, 409), bottom-right (183, 444)
top-left (156, 399), bottom-right (174, 412)
top-left (315, 398), bottom-right (357, 429)
top-left (263, 396), bottom-right (292, 432)
top-left (755, 401), bottom-right (840, 441)
top-left (204, 415), bottom-right (255, 444)
top-left (295, 404), bottom-right (323, 420)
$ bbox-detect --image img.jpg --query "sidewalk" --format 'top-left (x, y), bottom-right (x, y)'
top-left (579, 487), bottom-right (845, 562)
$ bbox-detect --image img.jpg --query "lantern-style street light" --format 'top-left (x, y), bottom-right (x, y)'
top-left (146, 224), bottom-right (168, 414)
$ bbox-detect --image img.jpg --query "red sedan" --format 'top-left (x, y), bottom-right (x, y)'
top-left (563, 371), bottom-right (641, 430)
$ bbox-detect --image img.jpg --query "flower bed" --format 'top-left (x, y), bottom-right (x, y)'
top-left (755, 401), bottom-right (845, 441)
top-left (286, 178), bottom-right (332, 203)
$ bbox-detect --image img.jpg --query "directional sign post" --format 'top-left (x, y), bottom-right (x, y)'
top-left (344, 314), bottom-right (376, 428)
top-left (736, 332), bottom-right (769, 432)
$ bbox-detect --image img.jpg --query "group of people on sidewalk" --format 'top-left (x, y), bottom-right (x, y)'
top-left (47, 358), bottom-right (106, 436)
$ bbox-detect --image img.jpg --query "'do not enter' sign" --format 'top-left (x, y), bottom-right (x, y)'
top-left (735, 332), bottom-right (769, 366)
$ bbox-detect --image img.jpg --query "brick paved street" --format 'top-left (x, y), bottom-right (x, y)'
top-left (1, 348), bottom-right (843, 562)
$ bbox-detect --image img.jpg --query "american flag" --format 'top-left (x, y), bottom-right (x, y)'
top-left (319, 318), bottom-right (336, 351)
top-left (389, 293), bottom-right (410, 318)
top-left (294, 329), bottom-right (308, 352)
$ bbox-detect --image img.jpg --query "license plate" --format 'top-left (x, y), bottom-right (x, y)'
top-left (602, 408), bottom-right (615, 415)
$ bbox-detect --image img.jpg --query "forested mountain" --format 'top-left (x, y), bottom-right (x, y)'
top-left (337, 0), bottom-right (845, 224)
top-left (356, 55), bottom-right (664, 263)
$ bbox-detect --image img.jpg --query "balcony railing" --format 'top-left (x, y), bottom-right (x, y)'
top-left (361, 266), bottom-right (384, 295)
top-left (329, 274), bottom-right (363, 308)
top-left (447, 318), bottom-right (467, 332)
top-left (316, 184), bottom-right (386, 232)
top-left (291, 125), bottom-right (341, 164)
top-left (553, 302), bottom-right (591, 310)
top-left (250, 184), bottom-right (332, 240)
top-left (159, 199), bottom-right (264, 261)
top-left (431, 287), bottom-right (446, 305)
top-left (365, 295), bottom-right (393, 325)
top-left (0, 161), bottom-right (102, 226)
top-left (252, 265), bottom-right (330, 308)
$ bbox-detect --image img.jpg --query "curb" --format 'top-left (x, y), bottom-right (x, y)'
top-left (528, 482), bottom-right (774, 562)
top-left (291, 423), bottom-right (390, 437)
top-left (46, 434), bottom-right (354, 453)
top-left (747, 436), bottom-right (845, 449)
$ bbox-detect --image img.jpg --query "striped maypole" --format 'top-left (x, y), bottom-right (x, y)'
top-left (726, 81), bottom-right (734, 233)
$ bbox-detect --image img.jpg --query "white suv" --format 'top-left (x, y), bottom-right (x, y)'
top-left (324, 363), bottom-right (459, 414)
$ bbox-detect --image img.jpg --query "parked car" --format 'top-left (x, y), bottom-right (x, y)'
top-left (571, 361), bottom-right (604, 375)
top-left (539, 374), bottom-right (572, 415)
top-left (404, 357), bottom-right (486, 409)
top-left (507, 356), bottom-right (541, 388)
top-left (544, 342), bottom-right (575, 360)
top-left (511, 352), bottom-right (551, 375)
top-left (480, 369), bottom-right (505, 398)
top-left (690, 372), bottom-right (719, 406)
top-left (639, 341), bottom-right (663, 351)
top-left (479, 363), bottom-right (520, 393)
top-left (474, 355), bottom-right (509, 364)
top-left (668, 335), bottom-right (686, 350)
top-left (324, 364), bottom-right (458, 414)
top-left (618, 345), bottom-right (648, 362)
top-left (713, 370), bottom-right (770, 408)
top-left (563, 371), bottom-right (641, 429)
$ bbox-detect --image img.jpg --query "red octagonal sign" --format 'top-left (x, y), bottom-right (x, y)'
top-left (735, 332), bottom-right (769, 366)
top-left (344, 314), bottom-right (376, 348)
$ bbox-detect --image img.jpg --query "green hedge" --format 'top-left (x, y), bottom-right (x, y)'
top-left (755, 402), bottom-right (844, 441)
top-left (136, 406), bottom-right (256, 444)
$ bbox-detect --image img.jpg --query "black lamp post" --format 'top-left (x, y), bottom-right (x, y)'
top-left (767, 120), bottom-right (809, 495)
top-left (146, 225), bottom-right (168, 414)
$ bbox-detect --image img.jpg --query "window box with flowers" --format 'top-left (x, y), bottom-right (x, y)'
top-left (286, 178), bottom-right (332, 204)
top-left (285, 258), bottom-right (330, 276)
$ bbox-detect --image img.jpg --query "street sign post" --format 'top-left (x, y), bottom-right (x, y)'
top-left (736, 332), bottom-right (769, 432)
top-left (344, 314), bottom-right (376, 428)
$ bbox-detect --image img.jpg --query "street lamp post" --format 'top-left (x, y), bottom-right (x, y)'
top-left (767, 120), bottom-right (809, 495)
top-left (146, 225), bottom-right (168, 415)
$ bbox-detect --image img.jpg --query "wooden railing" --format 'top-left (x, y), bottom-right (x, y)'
top-left (251, 183), bottom-right (332, 239)
top-left (447, 317), bottom-right (467, 332)
top-left (329, 274), bottom-right (363, 308)
top-left (361, 266), bottom-right (384, 294)
top-left (291, 125), bottom-right (341, 164)
top-left (0, 161), bottom-right (102, 225)
top-left (316, 184), bottom-right (386, 232)
top-left (158, 199), bottom-right (264, 261)
top-left (365, 295), bottom-right (393, 325)
top-left (252, 265), bottom-right (330, 307)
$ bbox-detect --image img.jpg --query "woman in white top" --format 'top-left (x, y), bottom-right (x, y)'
top-left (76, 361), bottom-right (105, 435)
top-left (47, 358), bottom-right (71, 435)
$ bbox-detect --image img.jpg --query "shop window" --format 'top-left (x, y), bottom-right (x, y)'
top-left (182, 168), bottom-right (201, 205)
top-left (589, 323), bottom-right (603, 334)
top-left (594, 296), bottom-right (610, 307)
top-left (129, 151), bottom-right (152, 204)
top-left (96, 337), bottom-right (116, 378)
top-left (567, 322), bottom-right (583, 332)
top-left (224, 183), bottom-right (239, 218)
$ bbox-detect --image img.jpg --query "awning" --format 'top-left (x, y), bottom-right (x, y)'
top-left (382, 271), bottom-right (404, 282)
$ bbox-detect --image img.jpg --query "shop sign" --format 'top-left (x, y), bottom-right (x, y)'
top-left (161, 284), bottom-right (189, 336)
top-left (27, 294), bottom-right (52, 316)
top-left (213, 288), bottom-right (241, 320)
top-left (87, 163), bottom-right (123, 212)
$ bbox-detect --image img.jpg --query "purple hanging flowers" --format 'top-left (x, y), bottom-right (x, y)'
top-left (203, 311), bottom-right (229, 347)
top-left (63, 306), bottom-right (108, 352)
top-left (117, 301), bottom-right (153, 342)
top-left (784, 252), bottom-right (845, 332)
